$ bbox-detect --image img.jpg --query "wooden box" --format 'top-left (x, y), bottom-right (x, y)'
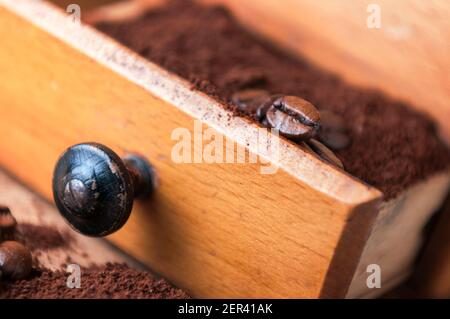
top-left (0, 0), bottom-right (449, 298)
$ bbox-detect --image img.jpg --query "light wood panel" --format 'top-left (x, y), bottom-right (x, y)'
top-left (0, 0), bottom-right (381, 298)
top-left (204, 0), bottom-right (450, 144)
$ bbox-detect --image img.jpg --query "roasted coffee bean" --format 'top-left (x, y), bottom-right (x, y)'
top-left (256, 94), bottom-right (283, 121)
top-left (307, 139), bottom-right (344, 169)
top-left (317, 110), bottom-right (350, 150)
top-left (266, 96), bottom-right (320, 141)
top-left (231, 89), bottom-right (269, 105)
top-left (260, 117), bottom-right (270, 128)
top-left (320, 110), bottom-right (346, 131)
top-left (0, 206), bottom-right (17, 241)
top-left (0, 241), bottom-right (32, 281)
top-left (231, 89), bottom-right (270, 115)
top-left (301, 140), bottom-right (343, 169)
top-left (300, 141), bottom-right (316, 155)
top-left (318, 130), bottom-right (350, 150)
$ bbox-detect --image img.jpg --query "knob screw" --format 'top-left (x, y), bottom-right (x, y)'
top-left (52, 143), bottom-right (157, 237)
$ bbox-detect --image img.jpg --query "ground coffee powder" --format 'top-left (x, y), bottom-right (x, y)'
top-left (0, 221), bottom-right (189, 298)
top-left (0, 263), bottom-right (189, 299)
top-left (17, 223), bottom-right (73, 252)
top-left (96, 0), bottom-right (450, 199)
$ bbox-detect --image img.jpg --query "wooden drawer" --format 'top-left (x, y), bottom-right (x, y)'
top-left (0, 0), bottom-right (449, 298)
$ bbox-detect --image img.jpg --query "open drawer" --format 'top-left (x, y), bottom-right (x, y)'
top-left (0, 0), bottom-right (449, 298)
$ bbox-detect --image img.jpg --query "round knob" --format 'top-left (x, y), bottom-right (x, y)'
top-left (52, 143), bottom-right (157, 237)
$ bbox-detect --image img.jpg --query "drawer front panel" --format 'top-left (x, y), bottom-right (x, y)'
top-left (0, 2), bottom-right (380, 298)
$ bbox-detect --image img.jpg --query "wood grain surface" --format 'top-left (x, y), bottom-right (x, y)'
top-left (0, 0), bottom-right (382, 298)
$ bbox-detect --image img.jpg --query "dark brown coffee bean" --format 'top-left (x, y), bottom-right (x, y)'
top-left (266, 107), bottom-right (313, 140)
top-left (0, 241), bottom-right (32, 281)
top-left (260, 117), bottom-right (270, 128)
top-left (319, 110), bottom-right (346, 132)
top-left (318, 130), bottom-right (351, 150)
top-left (256, 94), bottom-right (283, 121)
top-left (0, 206), bottom-right (17, 241)
top-left (276, 96), bottom-right (321, 125)
top-left (231, 89), bottom-right (269, 104)
top-left (307, 139), bottom-right (344, 169)
top-left (266, 96), bottom-right (320, 141)
top-left (231, 89), bottom-right (270, 115)
top-left (317, 110), bottom-right (350, 150)
top-left (300, 141), bottom-right (315, 154)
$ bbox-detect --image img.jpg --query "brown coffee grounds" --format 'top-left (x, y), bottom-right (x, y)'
top-left (96, 0), bottom-right (450, 199)
top-left (1, 221), bottom-right (189, 298)
top-left (16, 223), bottom-right (73, 252)
top-left (0, 263), bottom-right (189, 299)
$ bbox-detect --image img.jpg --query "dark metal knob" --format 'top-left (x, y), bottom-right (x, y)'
top-left (52, 142), bottom-right (157, 237)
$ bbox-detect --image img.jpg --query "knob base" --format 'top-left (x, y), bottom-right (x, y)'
top-left (124, 154), bottom-right (158, 198)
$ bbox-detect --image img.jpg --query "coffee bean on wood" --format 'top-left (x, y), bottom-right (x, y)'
top-left (256, 94), bottom-right (283, 123)
top-left (0, 241), bottom-right (32, 281)
top-left (319, 110), bottom-right (346, 131)
top-left (307, 138), bottom-right (344, 169)
top-left (0, 206), bottom-right (17, 242)
top-left (231, 89), bottom-right (270, 115)
top-left (317, 110), bottom-right (350, 150)
top-left (266, 96), bottom-right (320, 141)
top-left (318, 130), bottom-right (350, 151)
